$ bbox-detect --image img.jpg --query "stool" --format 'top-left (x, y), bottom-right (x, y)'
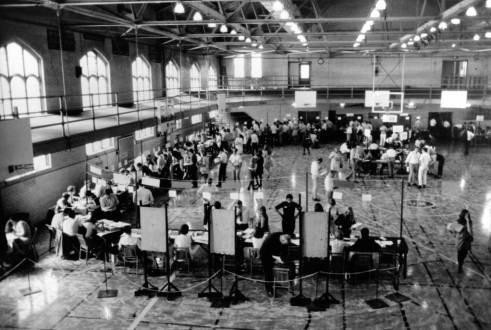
top-left (273, 266), bottom-right (293, 295)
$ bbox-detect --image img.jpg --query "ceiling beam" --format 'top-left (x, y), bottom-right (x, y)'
top-left (0, 0), bottom-right (260, 7)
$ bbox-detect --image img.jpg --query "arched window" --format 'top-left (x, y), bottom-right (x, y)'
top-left (165, 61), bottom-right (180, 97)
top-left (208, 66), bottom-right (217, 91)
top-left (79, 50), bottom-right (110, 108)
top-left (132, 56), bottom-right (152, 103)
top-left (0, 42), bottom-right (44, 118)
top-left (190, 63), bottom-right (201, 92)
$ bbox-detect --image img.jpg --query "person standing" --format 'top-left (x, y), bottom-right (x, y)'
top-left (250, 131), bottom-right (259, 155)
top-left (216, 149), bottom-right (228, 188)
top-left (247, 152), bottom-right (258, 191)
top-left (463, 124), bottom-right (474, 156)
top-left (405, 147), bottom-right (420, 186)
top-left (302, 132), bottom-right (312, 156)
top-left (255, 150), bottom-right (264, 189)
top-left (229, 149), bottom-right (242, 181)
top-left (275, 194), bottom-right (302, 236)
top-left (448, 209), bottom-right (473, 273)
top-left (262, 147), bottom-right (273, 179)
top-left (310, 158), bottom-right (324, 201)
top-left (418, 147), bottom-right (432, 188)
top-left (134, 180), bottom-right (154, 206)
top-left (259, 232), bottom-right (292, 297)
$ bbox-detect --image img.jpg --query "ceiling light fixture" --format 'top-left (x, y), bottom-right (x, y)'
top-left (473, 33), bottom-right (480, 41)
top-left (273, 0), bottom-right (284, 12)
top-left (220, 24), bottom-right (228, 33)
top-left (302, 43), bottom-right (308, 46)
top-left (485, 31), bottom-right (491, 38)
top-left (280, 10), bottom-right (290, 20)
top-left (414, 35), bottom-right (421, 42)
top-left (367, 20), bottom-right (374, 26)
top-left (297, 35), bottom-right (307, 43)
top-left (174, 1), bottom-right (185, 14)
top-left (370, 9), bottom-right (380, 18)
top-left (487, 0), bottom-right (491, 8)
top-left (451, 18), bottom-right (461, 25)
top-left (466, 6), bottom-right (477, 17)
top-left (251, 41), bottom-right (257, 47)
top-left (193, 11), bottom-right (203, 21)
top-left (353, 42), bottom-right (360, 48)
top-left (408, 40), bottom-right (414, 45)
top-left (245, 37), bottom-right (252, 43)
top-left (430, 26), bottom-right (437, 33)
top-left (356, 34), bottom-right (365, 42)
top-left (258, 44), bottom-right (264, 49)
top-left (375, 0), bottom-right (387, 11)
top-left (452, 43), bottom-right (456, 47)
top-left (401, 43), bottom-right (407, 49)
top-left (438, 21), bottom-right (448, 30)
top-left (207, 23), bottom-right (217, 28)
top-left (421, 32), bottom-right (428, 38)
top-left (361, 22), bottom-right (372, 33)
top-left (230, 29), bottom-right (237, 35)
top-left (238, 35), bottom-right (245, 41)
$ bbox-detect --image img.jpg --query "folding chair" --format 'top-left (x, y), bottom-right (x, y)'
top-left (174, 247), bottom-right (191, 272)
top-left (121, 245), bottom-right (139, 274)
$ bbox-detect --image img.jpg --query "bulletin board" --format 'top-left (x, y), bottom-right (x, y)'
top-left (210, 209), bottom-right (235, 255)
top-left (140, 207), bottom-right (167, 253)
top-left (301, 212), bottom-right (329, 258)
top-left (294, 90), bottom-right (317, 108)
top-left (0, 118), bottom-right (34, 182)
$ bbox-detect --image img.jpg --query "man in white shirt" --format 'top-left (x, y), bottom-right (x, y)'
top-left (134, 180), bottom-right (154, 206)
top-left (250, 132), bottom-right (259, 154)
top-left (405, 147), bottom-right (420, 186)
top-left (380, 147), bottom-right (397, 178)
top-left (418, 147), bottom-right (432, 188)
top-left (51, 210), bottom-right (65, 231)
top-left (310, 158), bottom-right (324, 201)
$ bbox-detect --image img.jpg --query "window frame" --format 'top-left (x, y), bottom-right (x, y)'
top-left (190, 63), bottom-right (201, 92)
top-left (132, 55), bottom-right (152, 103)
top-left (5, 154), bottom-right (52, 181)
top-left (165, 60), bottom-right (180, 97)
top-left (79, 49), bottom-right (111, 109)
top-left (135, 126), bottom-right (155, 141)
top-left (233, 55), bottom-right (245, 79)
top-left (251, 52), bottom-right (263, 79)
top-left (85, 137), bottom-right (116, 156)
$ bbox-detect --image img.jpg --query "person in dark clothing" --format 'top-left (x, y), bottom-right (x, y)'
top-left (335, 207), bottom-right (356, 238)
top-left (448, 209), bottom-right (473, 273)
top-left (255, 151), bottom-right (264, 189)
top-left (259, 232), bottom-right (291, 296)
top-left (302, 133), bottom-right (312, 156)
top-left (275, 194), bottom-right (302, 236)
top-left (247, 153), bottom-right (258, 191)
top-left (436, 153), bottom-right (445, 178)
top-left (349, 227), bottom-right (381, 252)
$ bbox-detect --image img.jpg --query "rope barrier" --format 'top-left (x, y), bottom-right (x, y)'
top-left (0, 258), bottom-right (28, 281)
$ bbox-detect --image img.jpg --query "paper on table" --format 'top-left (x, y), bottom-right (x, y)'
top-left (169, 190), bottom-right (177, 198)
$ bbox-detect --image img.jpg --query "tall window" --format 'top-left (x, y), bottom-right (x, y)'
top-left (251, 52), bottom-right (262, 78)
top-left (132, 56), bottom-right (152, 102)
top-left (233, 55), bottom-right (245, 78)
top-left (80, 50), bottom-right (111, 108)
top-left (300, 63), bottom-right (310, 80)
top-left (165, 61), bottom-right (180, 97)
top-left (0, 42), bottom-right (44, 118)
top-left (85, 137), bottom-right (115, 156)
top-left (135, 126), bottom-right (155, 141)
top-left (190, 64), bottom-right (201, 92)
top-left (208, 66), bottom-right (217, 91)
top-left (5, 154), bottom-right (52, 181)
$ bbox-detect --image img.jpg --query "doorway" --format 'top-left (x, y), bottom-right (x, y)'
top-left (428, 112), bottom-right (452, 140)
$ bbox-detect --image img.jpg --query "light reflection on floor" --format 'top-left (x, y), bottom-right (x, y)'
top-left (0, 143), bottom-right (490, 329)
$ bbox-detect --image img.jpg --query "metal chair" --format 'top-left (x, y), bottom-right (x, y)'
top-left (273, 265), bottom-right (293, 295)
top-left (121, 245), bottom-right (139, 274)
top-left (347, 252), bottom-right (379, 283)
top-left (245, 247), bottom-right (262, 275)
top-left (174, 247), bottom-right (191, 272)
top-left (76, 234), bottom-right (90, 264)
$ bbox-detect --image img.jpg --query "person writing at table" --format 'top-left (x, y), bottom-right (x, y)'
top-left (55, 193), bottom-right (72, 213)
top-left (5, 216), bottom-right (31, 262)
top-left (100, 188), bottom-right (120, 221)
top-left (260, 232), bottom-right (292, 297)
top-left (173, 224), bottom-right (200, 261)
top-left (275, 194), bottom-right (301, 237)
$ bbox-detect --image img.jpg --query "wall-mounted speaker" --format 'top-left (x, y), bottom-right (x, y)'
top-left (75, 65), bottom-right (82, 78)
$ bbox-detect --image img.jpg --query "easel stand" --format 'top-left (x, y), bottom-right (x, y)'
top-left (209, 255), bottom-right (229, 308)
top-left (19, 259), bottom-right (41, 296)
top-left (227, 208), bottom-right (247, 305)
top-left (291, 193), bottom-right (311, 307)
top-left (98, 251), bottom-right (118, 298)
top-left (134, 250), bottom-right (158, 297)
top-left (157, 203), bottom-right (181, 300)
top-left (198, 223), bottom-right (223, 300)
top-left (311, 206), bottom-right (339, 309)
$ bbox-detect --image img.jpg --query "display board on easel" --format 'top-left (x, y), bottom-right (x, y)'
top-left (0, 118), bottom-right (34, 182)
top-left (210, 209), bottom-right (235, 255)
top-left (301, 212), bottom-right (329, 258)
top-left (140, 207), bottom-right (167, 253)
top-left (294, 90), bottom-right (317, 108)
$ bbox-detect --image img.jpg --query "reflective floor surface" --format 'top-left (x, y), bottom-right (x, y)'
top-left (1, 142), bottom-right (490, 329)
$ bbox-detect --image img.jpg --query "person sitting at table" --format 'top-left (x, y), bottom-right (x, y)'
top-left (379, 146), bottom-right (397, 178)
top-left (55, 193), bottom-right (72, 213)
top-left (174, 224), bottom-right (200, 260)
top-left (314, 203), bottom-right (324, 212)
top-left (259, 232), bottom-right (293, 297)
top-left (79, 180), bottom-right (92, 198)
top-left (254, 206), bottom-right (270, 236)
top-left (330, 230), bottom-right (350, 254)
top-left (349, 227), bottom-right (381, 253)
top-left (234, 200), bottom-right (254, 231)
top-left (66, 185), bottom-right (79, 204)
top-left (100, 188), bottom-right (120, 221)
top-left (5, 216), bottom-right (32, 262)
top-left (51, 209), bottom-right (65, 231)
top-left (335, 207), bottom-right (356, 238)
top-left (134, 179), bottom-right (154, 207)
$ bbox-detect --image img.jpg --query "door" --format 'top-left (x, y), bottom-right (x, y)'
top-left (428, 112), bottom-right (452, 140)
top-left (298, 111), bottom-right (320, 123)
top-left (118, 135), bottom-right (134, 168)
top-left (288, 61), bottom-right (299, 88)
top-left (441, 60), bottom-right (467, 89)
